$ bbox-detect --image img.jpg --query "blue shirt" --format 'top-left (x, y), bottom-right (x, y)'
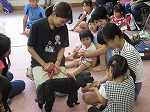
top-left (23, 3), bottom-right (46, 28)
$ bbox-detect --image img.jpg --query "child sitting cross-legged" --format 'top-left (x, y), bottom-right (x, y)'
top-left (85, 55), bottom-right (136, 112)
top-left (66, 29), bottom-right (97, 76)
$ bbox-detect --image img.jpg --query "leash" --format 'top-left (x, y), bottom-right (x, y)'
top-left (42, 63), bottom-right (72, 80)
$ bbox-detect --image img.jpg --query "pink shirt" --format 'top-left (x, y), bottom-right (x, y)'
top-left (0, 59), bottom-right (5, 70)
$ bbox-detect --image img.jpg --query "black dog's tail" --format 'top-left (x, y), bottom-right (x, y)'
top-left (36, 83), bottom-right (46, 108)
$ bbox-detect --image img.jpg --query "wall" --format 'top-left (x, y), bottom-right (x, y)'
top-left (8, 0), bottom-right (89, 6)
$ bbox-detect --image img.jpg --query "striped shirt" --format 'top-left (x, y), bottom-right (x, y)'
top-left (112, 40), bottom-right (146, 83)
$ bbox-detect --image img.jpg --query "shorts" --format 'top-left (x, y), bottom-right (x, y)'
top-left (82, 59), bottom-right (92, 68)
top-left (32, 66), bottom-right (67, 88)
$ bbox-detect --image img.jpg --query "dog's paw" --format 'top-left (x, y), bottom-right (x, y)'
top-left (75, 102), bottom-right (80, 105)
top-left (38, 103), bottom-right (43, 109)
top-left (67, 103), bottom-right (74, 107)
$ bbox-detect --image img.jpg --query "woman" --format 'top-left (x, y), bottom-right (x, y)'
top-left (27, 2), bottom-right (73, 88)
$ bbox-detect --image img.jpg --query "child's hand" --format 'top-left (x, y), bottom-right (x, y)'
top-left (53, 65), bottom-right (60, 75)
top-left (79, 50), bottom-right (89, 57)
top-left (90, 81), bottom-right (101, 88)
top-left (43, 62), bottom-right (53, 70)
top-left (88, 87), bottom-right (98, 92)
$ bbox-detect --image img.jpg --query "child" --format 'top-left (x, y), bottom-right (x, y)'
top-left (83, 23), bottom-right (146, 105)
top-left (86, 55), bottom-right (135, 112)
top-left (88, 18), bottom-right (98, 42)
top-left (66, 29), bottom-right (97, 76)
top-left (79, 6), bottom-right (110, 72)
top-left (0, 33), bottom-right (25, 99)
top-left (110, 3), bottom-right (127, 32)
top-left (65, 18), bottom-right (98, 61)
top-left (22, 0), bottom-right (46, 37)
top-left (70, 0), bottom-right (94, 33)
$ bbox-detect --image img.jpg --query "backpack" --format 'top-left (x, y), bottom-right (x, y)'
top-left (0, 0), bottom-right (13, 13)
top-left (125, 13), bottom-right (140, 31)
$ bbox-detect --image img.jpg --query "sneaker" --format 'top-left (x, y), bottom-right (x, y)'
top-left (26, 67), bottom-right (34, 81)
top-left (7, 97), bottom-right (13, 106)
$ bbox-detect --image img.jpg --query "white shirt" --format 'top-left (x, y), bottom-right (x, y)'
top-left (84, 8), bottom-right (95, 22)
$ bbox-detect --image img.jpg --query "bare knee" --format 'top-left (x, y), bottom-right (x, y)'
top-left (83, 93), bottom-right (91, 104)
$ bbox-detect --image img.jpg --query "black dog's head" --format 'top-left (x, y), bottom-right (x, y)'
top-left (75, 71), bottom-right (94, 88)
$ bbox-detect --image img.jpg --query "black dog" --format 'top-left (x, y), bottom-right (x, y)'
top-left (36, 71), bottom-right (94, 112)
top-left (0, 76), bottom-right (12, 112)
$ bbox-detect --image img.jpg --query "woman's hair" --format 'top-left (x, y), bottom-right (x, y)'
top-left (91, 6), bottom-right (108, 20)
top-left (82, 0), bottom-right (93, 7)
top-left (97, 22), bottom-right (122, 44)
top-left (108, 55), bottom-right (136, 82)
top-left (45, 2), bottom-right (73, 24)
top-left (0, 33), bottom-right (10, 57)
top-left (113, 3), bottom-right (125, 17)
top-left (79, 29), bottom-right (93, 42)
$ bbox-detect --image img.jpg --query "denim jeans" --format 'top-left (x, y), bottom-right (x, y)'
top-left (135, 82), bottom-right (142, 98)
top-left (125, 2), bottom-right (148, 23)
top-left (7, 71), bottom-right (25, 98)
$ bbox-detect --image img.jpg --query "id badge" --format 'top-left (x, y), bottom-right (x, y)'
top-left (45, 45), bottom-right (54, 53)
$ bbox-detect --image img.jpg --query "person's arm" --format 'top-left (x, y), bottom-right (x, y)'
top-left (70, 13), bottom-right (86, 31)
top-left (131, 0), bottom-right (143, 5)
top-left (27, 46), bottom-right (52, 69)
top-left (23, 14), bottom-right (28, 32)
top-left (55, 48), bottom-right (65, 67)
top-left (80, 45), bottom-right (107, 57)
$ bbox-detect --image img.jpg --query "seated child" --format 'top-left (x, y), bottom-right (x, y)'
top-left (69, 0), bottom-right (95, 33)
top-left (22, 0), bottom-right (45, 37)
top-left (85, 55), bottom-right (136, 112)
top-left (110, 3), bottom-right (127, 32)
top-left (66, 18), bottom-right (98, 61)
top-left (66, 29), bottom-right (97, 76)
top-left (110, 3), bottom-right (132, 45)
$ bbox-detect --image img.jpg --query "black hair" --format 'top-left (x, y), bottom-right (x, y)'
top-left (113, 3), bottom-right (125, 17)
top-left (45, 2), bottom-right (73, 24)
top-left (91, 6), bottom-right (108, 20)
top-left (0, 33), bottom-right (10, 57)
top-left (0, 33), bottom-right (11, 77)
top-left (79, 29), bottom-right (93, 42)
top-left (82, 0), bottom-right (93, 7)
top-left (97, 23), bottom-right (122, 44)
top-left (88, 18), bottom-right (99, 30)
top-left (108, 55), bottom-right (136, 82)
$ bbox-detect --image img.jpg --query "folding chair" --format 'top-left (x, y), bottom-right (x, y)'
top-left (141, 2), bottom-right (150, 31)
